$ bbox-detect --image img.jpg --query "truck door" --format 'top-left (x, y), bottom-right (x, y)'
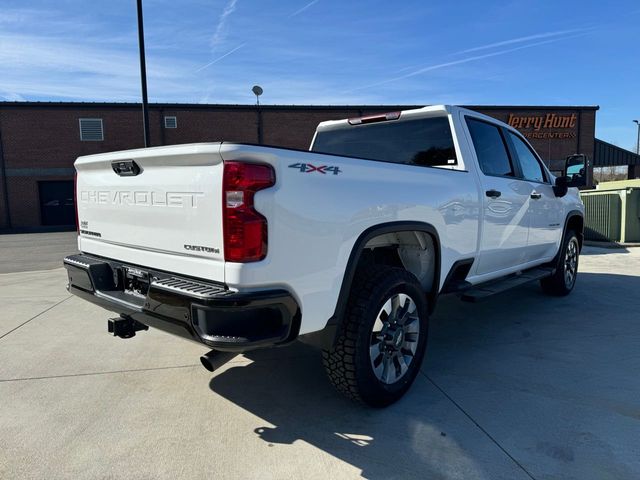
top-left (504, 131), bottom-right (563, 262)
top-left (465, 117), bottom-right (531, 276)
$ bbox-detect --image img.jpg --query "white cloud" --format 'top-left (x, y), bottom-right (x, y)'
top-left (0, 25), bottom-right (202, 102)
top-left (195, 43), bottom-right (246, 73)
top-left (288, 0), bottom-right (321, 18)
top-left (195, 0), bottom-right (246, 73)
top-left (0, 20), bottom-right (372, 105)
top-left (454, 28), bottom-right (593, 55)
top-left (211, 0), bottom-right (239, 49)
top-left (0, 91), bottom-right (25, 101)
top-left (349, 32), bottom-right (591, 93)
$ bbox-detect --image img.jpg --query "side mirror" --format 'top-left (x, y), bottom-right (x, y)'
top-left (553, 175), bottom-right (569, 197)
top-left (564, 154), bottom-right (587, 188)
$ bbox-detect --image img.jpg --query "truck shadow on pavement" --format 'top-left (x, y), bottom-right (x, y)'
top-left (209, 344), bottom-right (482, 480)
top-left (207, 272), bottom-right (640, 480)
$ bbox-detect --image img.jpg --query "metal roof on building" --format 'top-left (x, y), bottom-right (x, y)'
top-left (594, 138), bottom-right (640, 166)
top-left (0, 101), bottom-right (600, 111)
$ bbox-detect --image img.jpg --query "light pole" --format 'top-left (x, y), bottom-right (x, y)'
top-left (136, 0), bottom-right (151, 147)
top-left (252, 85), bottom-right (263, 144)
top-left (630, 120), bottom-right (640, 180)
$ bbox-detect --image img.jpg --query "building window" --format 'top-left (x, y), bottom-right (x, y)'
top-left (79, 118), bottom-right (104, 141)
top-left (164, 116), bottom-right (177, 129)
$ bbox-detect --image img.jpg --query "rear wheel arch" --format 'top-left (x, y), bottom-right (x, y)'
top-left (322, 264), bottom-right (430, 406)
top-left (319, 222), bottom-right (441, 349)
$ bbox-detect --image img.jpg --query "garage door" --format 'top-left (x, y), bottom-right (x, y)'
top-left (39, 180), bottom-right (75, 226)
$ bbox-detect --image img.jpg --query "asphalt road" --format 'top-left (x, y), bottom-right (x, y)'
top-left (0, 233), bottom-right (639, 479)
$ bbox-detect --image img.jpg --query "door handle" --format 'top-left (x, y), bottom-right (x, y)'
top-left (485, 189), bottom-right (501, 199)
top-left (530, 192), bottom-right (542, 199)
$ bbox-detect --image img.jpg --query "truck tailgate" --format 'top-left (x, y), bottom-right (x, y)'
top-left (75, 143), bottom-right (225, 283)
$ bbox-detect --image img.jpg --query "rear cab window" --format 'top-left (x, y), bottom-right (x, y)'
top-left (311, 115), bottom-right (458, 168)
top-left (465, 117), bottom-right (515, 178)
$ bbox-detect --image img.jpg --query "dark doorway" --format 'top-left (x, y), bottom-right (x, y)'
top-left (39, 180), bottom-right (75, 226)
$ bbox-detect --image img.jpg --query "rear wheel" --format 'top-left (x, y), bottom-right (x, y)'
top-left (540, 230), bottom-right (580, 296)
top-left (322, 266), bottom-right (429, 407)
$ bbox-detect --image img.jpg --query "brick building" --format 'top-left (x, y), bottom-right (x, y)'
top-left (0, 102), bottom-right (603, 229)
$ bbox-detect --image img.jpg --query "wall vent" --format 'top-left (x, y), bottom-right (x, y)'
top-left (79, 118), bottom-right (104, 141)
top-left (164, 116), bottom-right (177, 129)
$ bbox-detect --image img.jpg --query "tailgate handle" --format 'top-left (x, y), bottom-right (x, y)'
top-left (112, 160), bottom-right (141, 177)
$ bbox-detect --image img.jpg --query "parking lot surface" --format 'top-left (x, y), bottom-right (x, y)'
top-left (1, 233), bottom-right (639, 479)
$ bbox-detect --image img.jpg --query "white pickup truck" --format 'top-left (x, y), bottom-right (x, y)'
top-left (64, 105), bottom-right (585, 406)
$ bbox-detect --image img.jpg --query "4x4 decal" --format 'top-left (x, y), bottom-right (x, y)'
top-left (288, 163), bottom-right (342, 175)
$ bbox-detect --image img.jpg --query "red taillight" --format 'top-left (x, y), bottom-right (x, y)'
top-left (74, 172), bottom-right (79, 233)
top-left (222, 161), bottom-right (275, 262)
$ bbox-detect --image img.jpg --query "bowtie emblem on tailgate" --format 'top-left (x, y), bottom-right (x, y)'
top-left (112, 160), bottom-right (141, 176)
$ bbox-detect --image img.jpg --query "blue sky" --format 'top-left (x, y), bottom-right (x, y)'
top-left (1, 0), bottom-right (639, 150)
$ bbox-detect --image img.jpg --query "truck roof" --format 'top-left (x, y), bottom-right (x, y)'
top-left (315, 104), bottom-right (490, 133)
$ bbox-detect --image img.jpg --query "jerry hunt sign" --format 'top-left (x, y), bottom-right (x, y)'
top-left (507, 113), bottom-right (577, 140)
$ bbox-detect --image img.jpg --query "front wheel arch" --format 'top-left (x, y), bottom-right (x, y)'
top-left (566, 214), bottom-right (584, 251)
top-left (541, 229), bottom-right (580, 296)
top-left (548, 211), bottom-right (584, 268)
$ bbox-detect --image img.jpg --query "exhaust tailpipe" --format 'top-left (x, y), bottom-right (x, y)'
top-left (200, 350), bottom-right (236, 372)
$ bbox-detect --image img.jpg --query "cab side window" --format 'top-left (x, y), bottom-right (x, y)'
top-left (508, 132), bottom-right (546, 183)
top-left (466, 118), bottom-right (514, 177)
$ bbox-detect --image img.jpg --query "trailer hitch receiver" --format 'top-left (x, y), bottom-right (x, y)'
top-left (108, 316), bottom-right (149, 339)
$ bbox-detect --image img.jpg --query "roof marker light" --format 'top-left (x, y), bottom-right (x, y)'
top-left (348, 111), bottom-right (401, 125)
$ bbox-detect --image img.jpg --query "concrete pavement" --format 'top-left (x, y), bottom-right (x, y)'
top-left (0, 234), bottom-right (638, 479)
top-left (0, 231), bottom-right (78, 273)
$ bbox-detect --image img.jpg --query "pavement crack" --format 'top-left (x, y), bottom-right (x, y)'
top-left (420, 370), bottom-right (537, 480)
top-left (0, 296), bottom-right (73, 341)
top-left (0, 364), bottom-right (201, 383)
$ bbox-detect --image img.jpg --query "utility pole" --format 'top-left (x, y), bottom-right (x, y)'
top-left (136, 0), bottom-right (151, 147)
top-left (634, 120), bottom-right (639, 155)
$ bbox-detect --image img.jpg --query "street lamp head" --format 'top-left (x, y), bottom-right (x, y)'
top-left (634, 120), bottom-right (639, 124)
top-left (252, 85), bottom-right (263, 106)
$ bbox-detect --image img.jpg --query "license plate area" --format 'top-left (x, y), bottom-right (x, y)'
top-left (123, 267), bottom-right (150, 297)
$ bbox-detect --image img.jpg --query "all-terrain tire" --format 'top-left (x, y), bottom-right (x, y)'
top-left (540, 229), bottom-right (580, 296)
top-left (322, 265), bottom-right (429, 407)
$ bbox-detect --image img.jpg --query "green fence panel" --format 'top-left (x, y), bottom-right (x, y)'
top-left (580, 192), bottom-right (621, 242)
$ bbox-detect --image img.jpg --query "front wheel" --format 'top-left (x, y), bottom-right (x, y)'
top-left (322, 266), bottom-right (429, 407)
top-left (540, 230), bottom-right (580, 296)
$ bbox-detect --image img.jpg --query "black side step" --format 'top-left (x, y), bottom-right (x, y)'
top-left (460, 267), bottom-right (554, 303)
